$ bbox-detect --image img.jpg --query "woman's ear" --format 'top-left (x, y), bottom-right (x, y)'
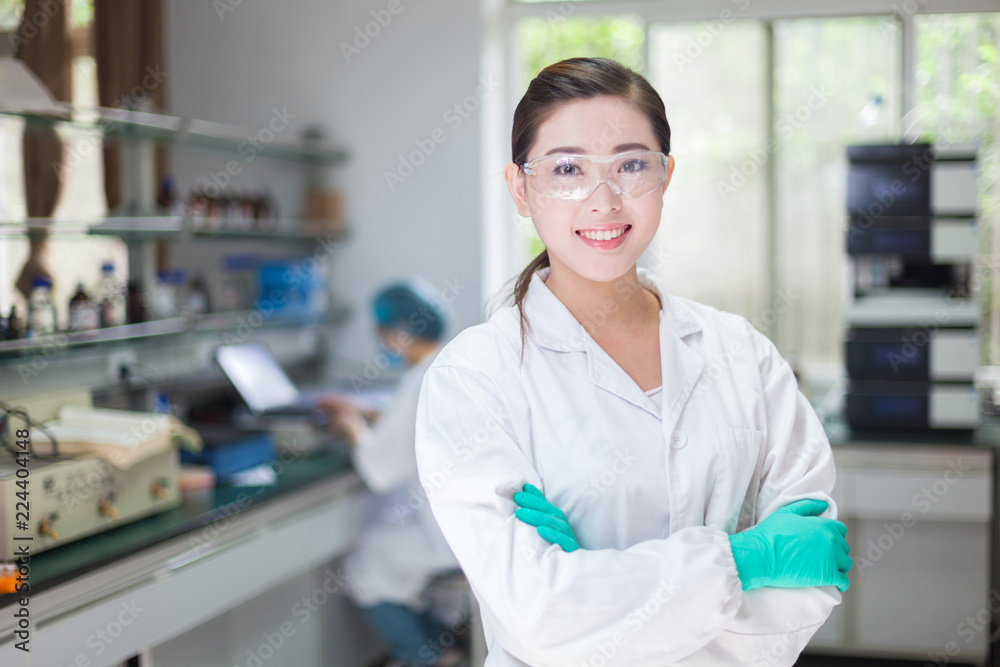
top-left (504, 162), bottom-right (533, 217)
top-left (662, 154), bottom-right (676, 194)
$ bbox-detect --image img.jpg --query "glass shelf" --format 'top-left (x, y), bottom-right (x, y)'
top-left (86, 216), bottom-right (185, 238)
top-left (188, 224), bottom-right (349, 242)
top-left (0, 304), bottom-right (352, 360)
top-left (1, 107), bottom-right (348, 165)
top-left (0, 217), bottom-right (349, 242)
top-left (0, 219), bottom-right (106, 238)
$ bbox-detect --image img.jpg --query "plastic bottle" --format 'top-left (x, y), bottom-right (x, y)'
top-left (183, 274), bottom-right (211, 316)
top-left (220, 254), bottom-right (260, 311)
top-left (68, 281), bottom-right (99, 332)
top-left (96, 262), bottom-right (126, 328)
top-left (152, 270), bottom-right (179, 320)
top-left (172, 269), bottom-right (189, 315)
top-left (220, 257), bottom-right (240, 311)
top-left (26, 276), bottom-right (58, 338)
top-left (158, 176), bottom-right (178, 214)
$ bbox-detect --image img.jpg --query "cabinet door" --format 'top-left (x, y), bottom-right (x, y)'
top-left (854, 519), bottom-right (990, 659)
top-left (814, 447), bottom-right (994, 661)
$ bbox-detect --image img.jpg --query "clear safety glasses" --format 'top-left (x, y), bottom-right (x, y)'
top-left (521, 151), bottom-right (669, 201)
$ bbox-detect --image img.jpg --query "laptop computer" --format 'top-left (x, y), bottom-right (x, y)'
top-left (215, 342), bottom-right (322, 419)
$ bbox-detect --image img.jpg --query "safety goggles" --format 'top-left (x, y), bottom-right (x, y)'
top-left (520, 150), bottom-right (669, 201)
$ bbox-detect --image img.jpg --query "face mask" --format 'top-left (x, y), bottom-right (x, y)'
top-left (379, 340), bottom-right (406, 368)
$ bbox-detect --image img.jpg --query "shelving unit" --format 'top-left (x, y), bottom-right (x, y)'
top-left (1, 101), bottom-right (353, 404)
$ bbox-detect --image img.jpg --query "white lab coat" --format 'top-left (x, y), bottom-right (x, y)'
top-left (342, 346), bottom-right (460, 608)
top-left (414, 266), bottom-right (842, 667)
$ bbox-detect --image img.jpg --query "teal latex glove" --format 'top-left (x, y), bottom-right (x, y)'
top-left (513, 483), bottom-right (580, 552)
top-left (728, 498), bottom-right (853, 592)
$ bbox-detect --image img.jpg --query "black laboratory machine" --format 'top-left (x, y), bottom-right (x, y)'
top-left (844, 142), bottom-right (980, 433)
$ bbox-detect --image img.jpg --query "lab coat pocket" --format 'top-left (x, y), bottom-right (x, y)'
top-left (704, 427), bottom-right (765, 535)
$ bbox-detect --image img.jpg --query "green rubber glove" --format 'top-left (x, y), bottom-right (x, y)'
top-left (728, 498), bottom-right (853, 592)
top-left (513, 483), bottom-right (580, 552)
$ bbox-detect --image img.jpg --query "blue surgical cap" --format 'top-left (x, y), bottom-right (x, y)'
top-left (372, 278), bottom-right (447, 342)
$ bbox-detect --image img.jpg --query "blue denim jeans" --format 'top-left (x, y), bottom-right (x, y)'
top-left (362, 602), bottom-right (447, 666)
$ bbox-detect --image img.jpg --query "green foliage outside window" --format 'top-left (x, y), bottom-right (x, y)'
top-left (0, 0), bottom-right (91, 31)
top-left (0, 0), bottom-right (23, 30)
top-left (915, 14), bottom-right (1000, 363)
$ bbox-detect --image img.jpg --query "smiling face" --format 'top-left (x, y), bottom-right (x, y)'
top-left (505, 95), bottom-right (675, 285)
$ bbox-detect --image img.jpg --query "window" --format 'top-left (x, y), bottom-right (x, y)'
top-left (648, 21), bottom-right (768, 328)
top-left (772, 17), bottom-right (902, 377)
top-left (0, 0), bottom-right (126, 327)
top-left (914, 13), bottom-right (1000, 363)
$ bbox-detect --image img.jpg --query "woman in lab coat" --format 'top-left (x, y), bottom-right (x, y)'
top-left (321, 280), bottom-right (465, 667)
top-left (414, 57), bottom-right (852, 667)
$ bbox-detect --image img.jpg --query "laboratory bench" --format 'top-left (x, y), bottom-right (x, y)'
top-left (0, 445), bottom-right (386, 667)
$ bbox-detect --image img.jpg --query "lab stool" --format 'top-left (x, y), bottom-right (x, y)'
top-left (421, 570), bottom-right (486, 666)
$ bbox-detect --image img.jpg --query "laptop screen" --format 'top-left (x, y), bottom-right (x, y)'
top-left (215, 343), bottom-right (303, 415)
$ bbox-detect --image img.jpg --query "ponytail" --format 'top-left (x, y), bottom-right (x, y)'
top-left (512, 249), bottom-right (550, 364)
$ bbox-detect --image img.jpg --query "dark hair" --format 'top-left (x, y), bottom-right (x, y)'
top-left (504, 57), bottom-right (671, 359)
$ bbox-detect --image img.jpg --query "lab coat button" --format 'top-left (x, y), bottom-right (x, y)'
top-left (670, 429), bottom-right (687, 449)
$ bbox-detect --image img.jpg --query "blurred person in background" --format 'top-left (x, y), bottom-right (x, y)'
top-left (319, 279), bottom-right (467, 667)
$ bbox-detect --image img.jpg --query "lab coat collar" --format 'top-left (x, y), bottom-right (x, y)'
top-left (522, 266), bottom-right (705, 422)
top-left (522, 265), bottom-right (702, 351)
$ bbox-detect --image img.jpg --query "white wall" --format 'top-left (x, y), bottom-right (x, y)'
top-left (164, 0), bottom-right (485, 382)
top-left (155, 4), bottom-right (485, 661)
